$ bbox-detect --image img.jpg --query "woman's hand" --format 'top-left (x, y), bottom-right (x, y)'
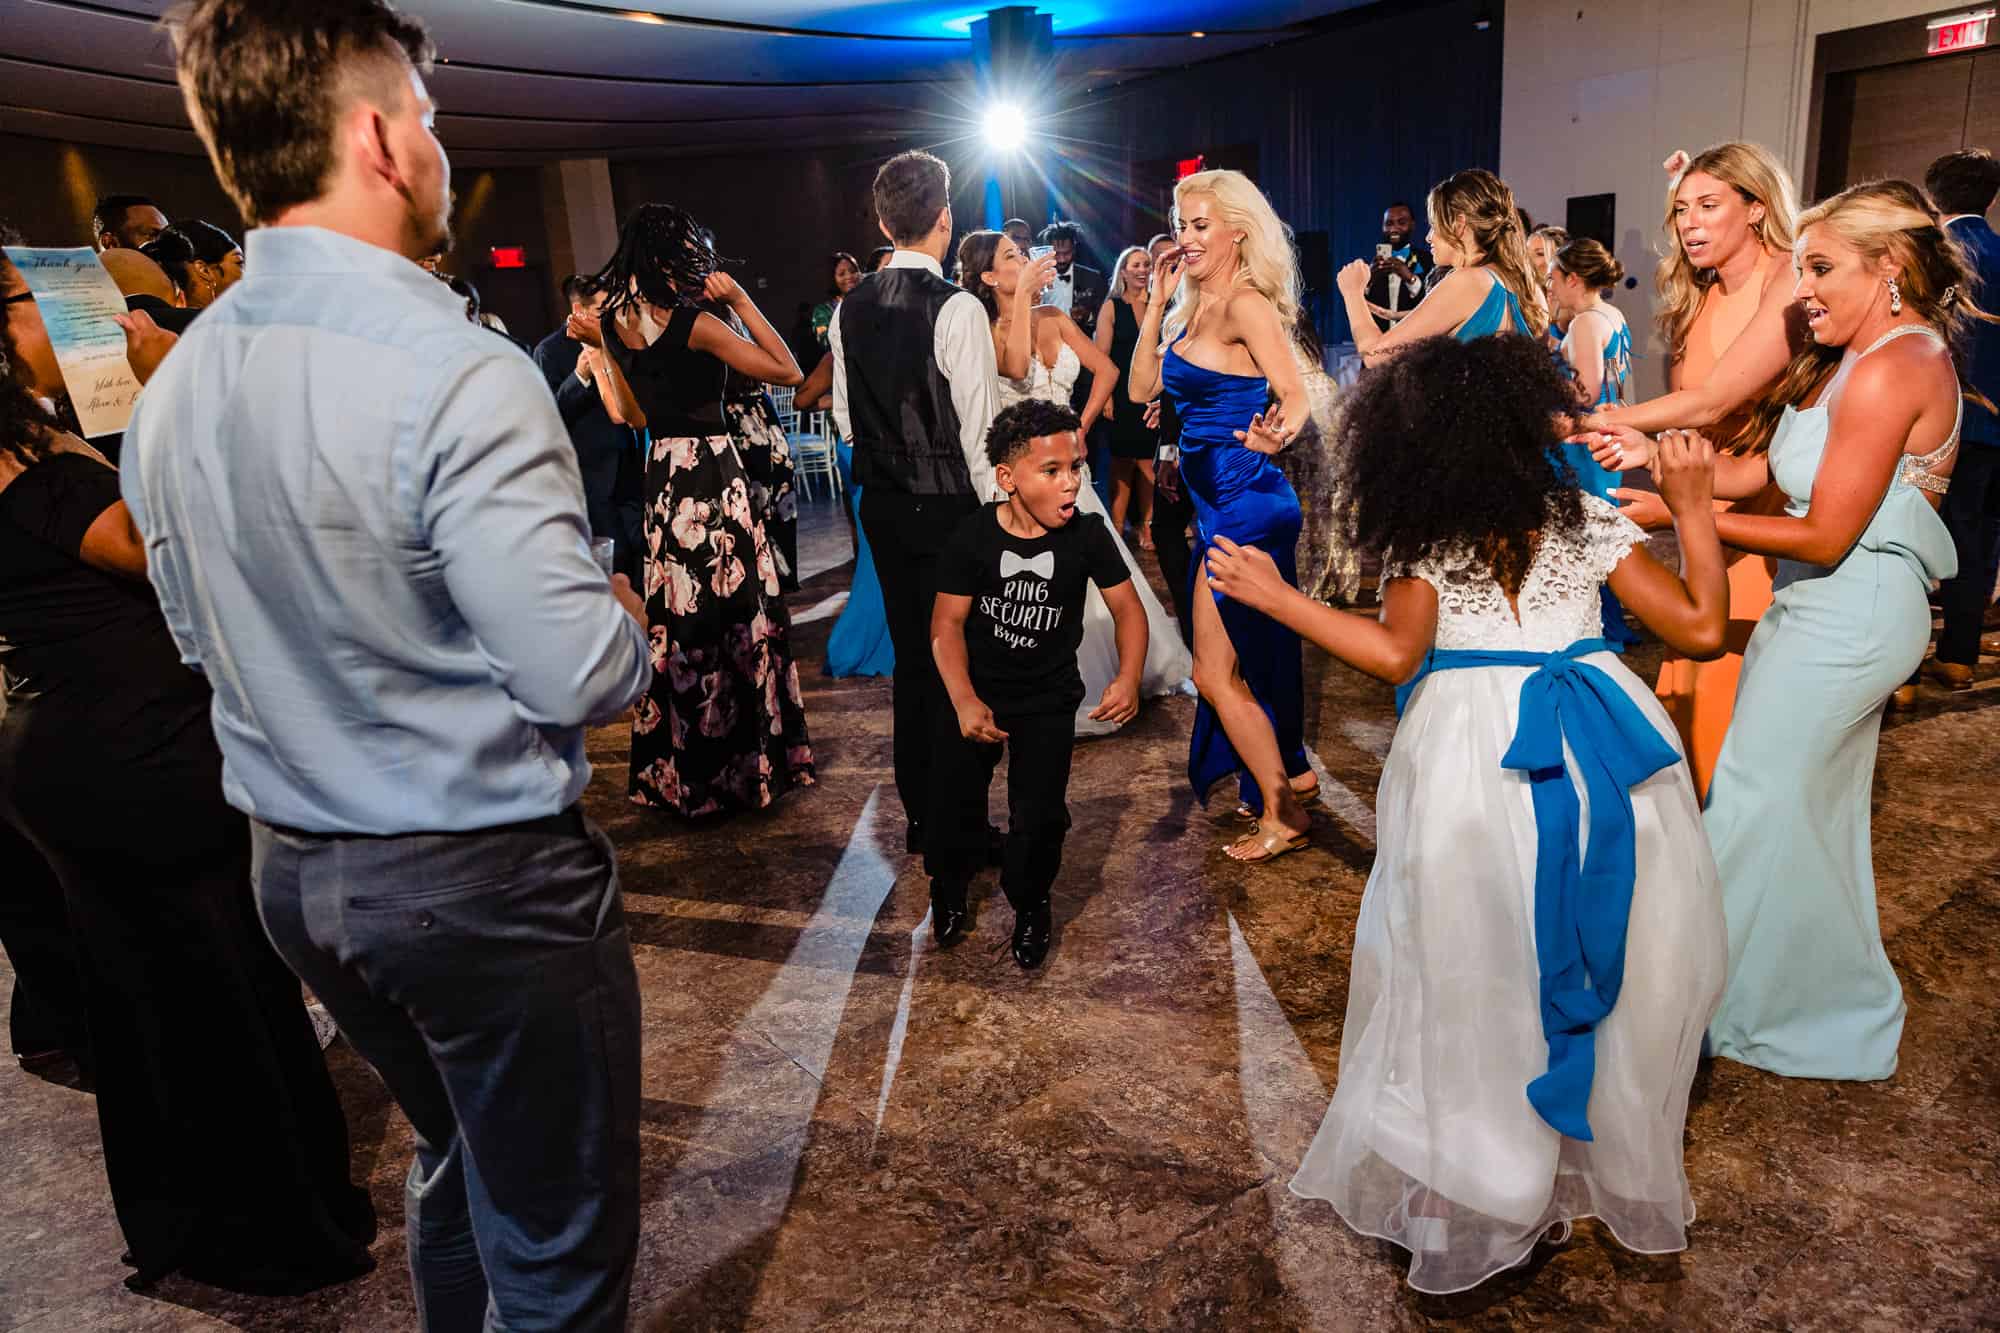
top-left (1234, 408), bottom-right (1294, 455)
top-left (112, 309), bottom-right (177, 385)
top-left (1584, 422), bottom-right (1652, 472)
top-left (1143, 399), bottom-right (1162, 431)
top-left (1204, 535), bottom-right (1286, 611)
top-left (1336, 258), bottom-right (1371, 299)
top-left (1663, 148), bottom-right (1692, 179)
top-left (702, 271), bottom-right (746, 308)
top-left (1611, 486), bottom-right (1673, 531)
top-left (566, 309), bottom-right (605, 347)
top-left (1652, 428), bottom-right (1716, 517)
top-left (1017, 253), bottom-right (1058, 306)
top-left (1149, 251), bottom-right (1185, 307)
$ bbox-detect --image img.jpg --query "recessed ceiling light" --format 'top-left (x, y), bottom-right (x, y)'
top-left (1191, 30), bottom-right (1206, 37)
top-left (621, 9), bottom-right (666, 23)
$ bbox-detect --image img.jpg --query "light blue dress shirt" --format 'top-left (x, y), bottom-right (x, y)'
top-left (121, 225), bottom-right (652, 834)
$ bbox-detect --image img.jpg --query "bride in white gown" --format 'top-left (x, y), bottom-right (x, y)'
top-left (960, 229), bottom-right (1195, 736)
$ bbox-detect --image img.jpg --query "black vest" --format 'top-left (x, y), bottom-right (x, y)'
top-left (839, 266), bottom-right (971, 496)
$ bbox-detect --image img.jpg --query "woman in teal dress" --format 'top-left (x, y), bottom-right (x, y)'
top-left (794, 344), bottom-right (894, 678)
top-left (1601, 181), bottom-right (1974, 1080)
top-left (1339, 171), bottom-right (1636, 642)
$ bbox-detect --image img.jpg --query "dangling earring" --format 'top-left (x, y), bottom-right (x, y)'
top-left (1887, 276), bottom-right (1903, 315)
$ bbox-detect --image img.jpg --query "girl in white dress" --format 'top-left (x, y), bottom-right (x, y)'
top-left (1205, 333), bottom-right (1731, 1294)
top-left (958, 229), bottom-right (1195, 736)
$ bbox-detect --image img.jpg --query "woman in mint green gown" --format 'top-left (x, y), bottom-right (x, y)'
top-left (1602, 181), bottom-right (1971, 1080)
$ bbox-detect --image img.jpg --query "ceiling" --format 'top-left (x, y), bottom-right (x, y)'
top-left (0, 0), bottom-right (1373, 165)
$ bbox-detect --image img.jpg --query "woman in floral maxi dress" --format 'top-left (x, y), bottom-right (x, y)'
top-left (584, 204), bottom-right (813, 816)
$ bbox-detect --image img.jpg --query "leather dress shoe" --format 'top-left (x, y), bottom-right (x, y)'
top-left (930, 883), bottom-right (968, 947)
top-left (1923, 659), bottom-right (1975, 691)
top-left (1889, 682), bottom-right (1919, 709)
top-left (1011, 899), bottom-right (1052, 969)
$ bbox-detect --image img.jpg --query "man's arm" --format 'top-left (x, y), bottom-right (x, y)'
top-left (420, 354), bottom-right (652, 728)
top-left (937, 291), bottom-right (1001, 501)
top-left (829, 304), bottom-right (852, 441)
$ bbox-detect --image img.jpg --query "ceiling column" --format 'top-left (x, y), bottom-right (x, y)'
top-left (539, 157), bottom-right (621, 285)
top-left (970, 6), bottom-right (1054, 230)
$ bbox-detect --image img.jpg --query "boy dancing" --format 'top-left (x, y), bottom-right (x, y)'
top-left (928, 400), bottom-right (1148, 966)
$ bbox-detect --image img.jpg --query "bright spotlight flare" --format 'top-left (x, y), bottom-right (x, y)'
top-left (982, 100), bottom-right (1030, 153)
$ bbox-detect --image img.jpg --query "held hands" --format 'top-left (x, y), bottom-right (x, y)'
top-left (1336, 258), bottom-right (1372, 298)
top-left (1235, 407), bottom-right (1295, 455)
top-left (1088, 677), bottom-right (1140, 726)
top-left (1203, 535), bottom-right (1284, 610)
top-left (1650, 428), bottom-right (1716, 515)
top-left (956, 697), bottom-right (1009, 744)
top-left (1584, 422), bottom-right (1652, 473)
top-left (111, 309), bottom-right (177, 385)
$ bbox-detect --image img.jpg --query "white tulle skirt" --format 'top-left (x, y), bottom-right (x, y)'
top-left (1072, 464), bottom-right (1193, 738)
top-left (1289, 652), bottom-right (1727, 1294)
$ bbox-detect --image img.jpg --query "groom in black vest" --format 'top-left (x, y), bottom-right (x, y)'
top-left (830, 151), bottom-right (1000, 929)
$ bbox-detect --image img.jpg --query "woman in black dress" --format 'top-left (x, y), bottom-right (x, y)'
top-left (576, 204), bottom-right (814, 817)
top-left (719, 329), bottom-right (802, 593)
top-left (0, 242), bottom-right (373, 1293)
top-left (1095, 245), bottom-right (1159, 548)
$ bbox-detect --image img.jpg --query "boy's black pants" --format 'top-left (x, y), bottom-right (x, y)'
top-left (924, 708), bottom-right (1074, 909)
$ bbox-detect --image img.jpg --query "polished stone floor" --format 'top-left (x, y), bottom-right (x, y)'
top-left (5, 497), bottom-right (1999, 1331)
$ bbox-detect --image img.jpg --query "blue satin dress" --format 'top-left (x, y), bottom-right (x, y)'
top-left (826, 440), bottom-right (894, 678)
top-left (1456, 279), bottom-right (1634, 645)
top-left (1160, 332), bottom-right (1310, 812)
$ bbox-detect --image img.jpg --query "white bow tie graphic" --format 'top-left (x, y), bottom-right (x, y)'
top-left (999, 550), bottom-right (1055, 580)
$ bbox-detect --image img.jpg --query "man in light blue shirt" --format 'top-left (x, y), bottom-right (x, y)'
top-left (127, 2), bottom-right (649, 1327)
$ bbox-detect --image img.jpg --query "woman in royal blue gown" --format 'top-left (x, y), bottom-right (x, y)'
top-left (1127, 169), bottom-right (1317, 863)
top-left (794, 329), bottom-right (894, 678)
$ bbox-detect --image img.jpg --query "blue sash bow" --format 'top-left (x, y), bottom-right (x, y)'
top-left (1396, 638), bottom-right (1680, 1141)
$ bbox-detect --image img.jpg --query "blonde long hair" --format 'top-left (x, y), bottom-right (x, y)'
top-left (1655, 141), bottom-right (1799, 357)
top-left (1731, 178), bottom-right (1998, 453)
top-left (1163, 169), bottom-right (1301, 344)
top-left (1426, 169), bottom-right (1549, 337)
top-left (1108, 244), bottom-right (1148, 301)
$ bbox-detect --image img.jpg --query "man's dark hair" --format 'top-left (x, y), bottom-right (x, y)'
top-left (169, 0), bottom-right (435, 225)
top-left (1002, 217), bottom-right (1031, 236)
top-left (1038, 220), bottom-right (1082, 245)
top-left (866, 245), bottom-right (894, 273)
top-left (1926, 150), bottom-right (2000, 219)
top-left (872, 151), bottom-right (950, 247)
top-left (559, 272), bottom-right (599, 305)
top-left (986, 398), bottom-right (1081, 469)
top-left (91, 193), bottom-right (160, 243)
top-left (1146, 232), bottom-right (1172, 250)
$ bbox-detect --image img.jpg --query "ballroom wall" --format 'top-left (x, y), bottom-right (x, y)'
top-left (1498, 0), bottom-right (1954, 397)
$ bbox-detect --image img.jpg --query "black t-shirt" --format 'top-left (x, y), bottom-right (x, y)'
top-left (0, 450), bottom-right (212, 770)
top-left (935, 503), bottom-right (1130, 714)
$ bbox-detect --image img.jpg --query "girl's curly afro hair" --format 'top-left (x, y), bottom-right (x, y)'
top-left (1335, 333), bottom-right (1585, 595)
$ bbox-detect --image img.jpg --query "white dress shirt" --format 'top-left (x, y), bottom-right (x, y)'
top-left (830, 249), bottom-right (1001, 501)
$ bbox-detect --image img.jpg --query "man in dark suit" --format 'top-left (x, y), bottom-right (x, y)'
top-left (1364, 201), bottom-right (1433, 330)
top-left (1040, 221), bottom-right (1113, 502)
top-left (1921, 149), bottom-right (2000, 690)
top-left (533, 274), bottom-right (644, 585)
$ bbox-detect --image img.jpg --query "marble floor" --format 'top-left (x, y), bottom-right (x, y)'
top-left (5, 496), bottom-right (1999, 1331)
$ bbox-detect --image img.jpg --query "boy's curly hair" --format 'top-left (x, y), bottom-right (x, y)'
top-left (986, 398), bottom-right (1081, 469)
top-left (1336, 334), bottom-right (1585, 596)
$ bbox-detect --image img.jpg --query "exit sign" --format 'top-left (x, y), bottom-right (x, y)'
top-left (1176, 155), bottom-right (1205, 180)
top-left (1928, 8), bottom-right (1994, 54)
top-left (488, 246), bottom-right (527, 269)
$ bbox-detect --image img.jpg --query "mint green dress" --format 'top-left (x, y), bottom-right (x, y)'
top-left (1704, 325), bottom-right (1959, 1080)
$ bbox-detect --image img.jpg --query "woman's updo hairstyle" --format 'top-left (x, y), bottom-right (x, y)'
top-left (1553, 237), bottom-right (1626, 291)
top-left (1426, 169), bottom-right (1549, 337)
top-left (1801, 179), bottom-right (1990, 346)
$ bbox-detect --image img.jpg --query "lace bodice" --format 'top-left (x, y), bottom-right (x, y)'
top-left (1385, 496), bottom-right (1644, 652)
top-left (997, 340), bottom-right (1080, 412)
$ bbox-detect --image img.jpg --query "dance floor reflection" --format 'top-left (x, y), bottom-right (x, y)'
top-left (3, 497), bottom-right (1997, 1331)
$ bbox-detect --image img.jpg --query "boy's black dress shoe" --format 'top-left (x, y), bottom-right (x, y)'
top-left (1011, 900), bottom-right (1051, 969)
top-left (930, 883), bottom-right (969, 947)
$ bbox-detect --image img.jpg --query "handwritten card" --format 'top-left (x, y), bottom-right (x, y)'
top-left (3, 246), bottom-right (142, 439)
